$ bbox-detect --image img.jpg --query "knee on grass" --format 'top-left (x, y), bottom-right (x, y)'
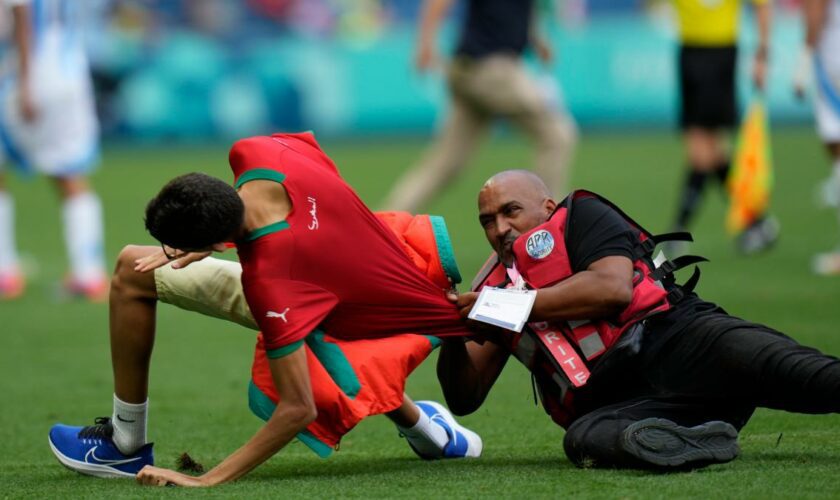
top-left (111, 245), bottom-right (159, 300)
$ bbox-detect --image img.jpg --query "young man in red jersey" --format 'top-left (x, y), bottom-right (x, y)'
top-left (48, 133), bottom-right (481, 486)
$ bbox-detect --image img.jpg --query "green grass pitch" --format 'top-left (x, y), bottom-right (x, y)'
top-left (1, 127), bottom-right (839, 497)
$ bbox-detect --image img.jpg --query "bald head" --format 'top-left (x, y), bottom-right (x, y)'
top-left (481, 170), bottom-right (552, 202)
top-left (478, 170), bottom-right (557, 266)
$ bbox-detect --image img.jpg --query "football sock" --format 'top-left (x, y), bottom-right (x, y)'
top-left (112, 394), bottom-right (148, 455)
top-left (62, 191), bottom-right (105, 284)
top-left (0, 191), bottom-right (19, 274)
top-left (675, 168), bottom-right (708, 230)
top-left (398, 407), bottom-right (449, 456)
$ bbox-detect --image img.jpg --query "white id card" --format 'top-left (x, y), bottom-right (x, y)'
top-left (468, 286), bottom-right (537, 333)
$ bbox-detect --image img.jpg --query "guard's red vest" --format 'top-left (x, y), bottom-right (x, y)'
top-left (473, 191), bottom-right (692, 427)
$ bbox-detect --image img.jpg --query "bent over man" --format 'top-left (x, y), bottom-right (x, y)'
top-left (442, 170), bottom-right (840, 470)
top-left (49, 133), bottom-right (481, 487)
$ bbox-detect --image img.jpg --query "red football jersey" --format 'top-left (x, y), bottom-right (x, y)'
top-left (231, 133), bottom-right (469, 352)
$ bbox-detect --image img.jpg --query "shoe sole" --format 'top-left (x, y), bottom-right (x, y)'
top-left (48, 436), bottom-right (136, 479)
top-left (417, 400), bottom-right (483, 458)
top-left (620, 418), bottom-right (739, 468)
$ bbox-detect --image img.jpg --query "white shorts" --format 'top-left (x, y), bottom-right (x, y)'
top-left (154, 256), bottom-right (257, 331)
top-left (0, 28), bottom-right (99, 176)
top-left (815, 54), bottom-right (840, 143)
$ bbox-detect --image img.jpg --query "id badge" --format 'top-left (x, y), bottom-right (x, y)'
top-left (468, 286), bottom-right (537, 333)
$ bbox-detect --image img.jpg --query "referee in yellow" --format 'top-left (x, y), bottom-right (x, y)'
top-left (670, 0), bottom-right (776, 254)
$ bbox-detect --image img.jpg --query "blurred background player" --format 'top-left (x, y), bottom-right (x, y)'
top-left (794, 0), bottom-right (840, 275)
top-left (0, 0), bottom-right (107, 300)
top-left (381, 0), bottom-right (578, 213)
top-left (669, 0), bottom-right (778, 255)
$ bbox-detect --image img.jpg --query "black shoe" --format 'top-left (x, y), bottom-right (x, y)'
top-left (621, 418), bottom-right (739, 469)
top-left (736, 216), bottom-right (780, 255)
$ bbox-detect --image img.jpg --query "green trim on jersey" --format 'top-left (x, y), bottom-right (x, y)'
top-left (234, 168), bottom-right (286, 189)
top-left (424, 335), bottom-right (443, 349)
top-left (265, 339), bottom-right (303, 359)
top-left (247, 380), bottom-right (333, 458)
top-left (429, 215), bottom-right (462, 285)
top-left (246, 221), bottom-right (290, 242)
top-left (306, 330), bottom-right (361, 399)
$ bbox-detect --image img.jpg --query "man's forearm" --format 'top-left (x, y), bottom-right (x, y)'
top-left (803, 0), bottom-right (829, 49)
top-left (437, 339), bottom-right (507, 416)
top-left (12, 6), bottom-right (32, 85)
top-left (199, 404), bottom-right (316, 485)
top-left (530, 258), bottom-right (633, 323)
top-left (418, 0), bottom-right (453, 46)
top-left (201, 348), bottom-right (316, 485)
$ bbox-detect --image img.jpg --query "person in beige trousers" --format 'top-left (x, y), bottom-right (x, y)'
top-left (383, 0), bottom-right (578, 213)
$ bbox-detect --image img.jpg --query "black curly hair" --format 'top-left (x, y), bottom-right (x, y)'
top-left (145, 172), bottom-right (244, 250)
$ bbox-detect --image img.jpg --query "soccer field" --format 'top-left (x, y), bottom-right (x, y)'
top-left (2, 127), bottom-right (839, 497)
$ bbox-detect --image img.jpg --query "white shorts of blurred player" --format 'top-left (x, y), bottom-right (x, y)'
top-left (0, 29), bottom-right (99, 177)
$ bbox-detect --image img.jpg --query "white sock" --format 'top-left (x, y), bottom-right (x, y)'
top-left (112, 394), bottom-right (148, 455)
top-left (0, 191), bottom-right (19, 274)
top-left (398, 409), bottom-right (449, 457)
top-left (62, 191), bottom-right (105, 284)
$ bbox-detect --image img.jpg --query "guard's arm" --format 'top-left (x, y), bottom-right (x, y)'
top-left (437, 336), bottom-right (510, 416)
top-left (752, 1), bottom-right (772, 91)
top-left (136, 347), bottom-right (315, 487)
top-left (529, 255), bottom-right (634, 322)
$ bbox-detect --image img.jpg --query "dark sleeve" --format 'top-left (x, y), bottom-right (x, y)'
top-left (565, 197), bottom-right (639, 273)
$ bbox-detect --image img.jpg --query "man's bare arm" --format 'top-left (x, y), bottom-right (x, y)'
top-left (455, 256), bottom-right (634, 322)
top-left (415, 0), bottom-right (455, 71)
top-left (530, 256), bottom-right (634, 322)
top-left (136, 347), bottom-right (316, 487)
top-left (437, 337), bottom-right (510, 416)
top-left (803, 0), bottom-right (829, 48)
top-left (11, 4), bottom-right (36, 122)
top-left (752, 1), bottom-right (772, 91)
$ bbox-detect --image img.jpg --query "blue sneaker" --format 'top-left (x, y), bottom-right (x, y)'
top-left (412, 401), bottom-right (482, 459)
top-left (49, 417), bottom-right (154, 478)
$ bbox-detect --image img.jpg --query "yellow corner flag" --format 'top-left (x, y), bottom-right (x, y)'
top-left (726, 98), bottom-right (774, 234)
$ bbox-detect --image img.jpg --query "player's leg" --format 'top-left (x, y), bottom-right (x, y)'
top-left (813, 143), bottom-right (840, 274)
top-left (386, 394), bottom-right (482, 459)
top-left (50, 246), bottom-right (255, 477)
top-left (49, 245), bottom-right (160, 477)
top-left (0, 171), bottom-right (24, 299)
top-left (488, 56), bottom-right (578, 199)
top-left (563, 396), bottom-right (748, 470)
top-left (51, 174), bottom-right (107, 300)
top-left (675, 128), bottom-right (721, 232)
top-left (811, 57), bottom-right (840, 273)
top-left (381, 61), bottom-right (490, 213)
top-left (671, 46), bottom-right (736, 238)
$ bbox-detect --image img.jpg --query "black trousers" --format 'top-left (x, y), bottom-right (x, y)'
top-left (562, 309), bottom-right (840, 469)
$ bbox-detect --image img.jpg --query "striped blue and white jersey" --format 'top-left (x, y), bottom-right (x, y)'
top-left (0, 0), bottom-right (90, 79)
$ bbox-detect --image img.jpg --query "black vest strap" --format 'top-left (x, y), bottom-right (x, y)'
top-left (666, 265), bottom-right (702, 303)
top-left (649, 254), bottom-right (709, 282)
top-left (634, 232), bottom-right (694, 259)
